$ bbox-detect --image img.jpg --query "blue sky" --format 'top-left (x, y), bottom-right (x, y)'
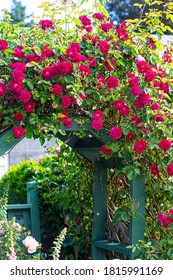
top-left (0, 0), bottom-right (43, 17)
top-left (0, 0), bottom-right (93, 19)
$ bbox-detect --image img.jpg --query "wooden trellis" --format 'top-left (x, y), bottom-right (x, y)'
top-left (0, 120), bottom-right (145, 259)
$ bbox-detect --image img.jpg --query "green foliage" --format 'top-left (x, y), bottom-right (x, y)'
top-left (0, 159), bottom-right (37, 204)
top-left (35, 144), bottom-right (93, 259)
top-left (0, 144), bottom-right (93, 259)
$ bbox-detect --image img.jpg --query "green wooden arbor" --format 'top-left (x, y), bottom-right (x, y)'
top-left (0, 120), bottom-right (145, 259)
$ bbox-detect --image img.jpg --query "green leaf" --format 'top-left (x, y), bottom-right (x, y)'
top-left (26, 80), bottom-right (34, 90)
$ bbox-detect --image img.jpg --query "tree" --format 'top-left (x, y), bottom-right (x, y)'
top-left (106, 0), bottom-right (173, 33)
top-left (9, 0), bottom-right (34, 26)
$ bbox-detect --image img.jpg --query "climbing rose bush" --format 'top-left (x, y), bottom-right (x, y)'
top-left (0, 0), bottom-right (172, 181)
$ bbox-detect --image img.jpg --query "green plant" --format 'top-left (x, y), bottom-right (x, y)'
top-left (52, 227), bottom-right (67, 260)
top-left (0, 159), bottom-right (37, 204)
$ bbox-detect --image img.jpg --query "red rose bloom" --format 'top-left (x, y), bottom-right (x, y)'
top-left (92, 119), bottom-right (103, 130)
top-left (24, 101), bottom-right (35, 113)
top-left (101, 23), bottom-right (114, 32)
top-left (131, 86), bottom-right (141, 97)
top-left (107, 76), bottom-right (119, 89)
top-left (70, 42), bottom-right (81, 52)
top-left (167, 163), bottom-right (173, 176)
top-left (61, 95), bottom-right (71, 109)
top-left (50, 84), bottom-right (63, 96)
top-left (42, 66), bottom-right (54, 80)
top-left (9, 79), bottom-right (23, 93)
top-left (138, 92), bottom-right (151, 105)
top-left (109, 126), bottom-right (122, 140)
top-left (13, 113), bottom-right (25, 122)
top-left (24, 54), bottom-right (39, 64)
top-left (105, 58), bottom-right (116, 71)
top-left (134, 140), bottom-right (148, 154)
top-left (128, 74), bottom-right (139, 86)
top-left (119, 104), bottom-right (130, 116)
top-left (116, 27), bottom-right (129, 40)
top-left (126, 132), bottom-right (134, 141)
top-left (97, 41), bottom-right (110, 56)
top-left (79, 15), bottom-right (91, 26)
top-left (64, 119), bottom-right (73, 128)
top-left (151, 103), bottom-right (160, 110)
top-left (0, 83), bottom-right (7, 96)
top-left (13, 46), bottom-right (24, 58)
top-left (114, 99), bottom-right (125, 110)
top-left (153, 114), bottom-right (164, 122)
top-left (150, 164), bottom-right (159, 176)
top-left (87, 56), bottom-right (97, 67)
top-left (12, 69), bottom-right (25, 81)
top-left (101, 144), bottom-right (113, 155)
top-left (58, 112), bottom-right (69, 123)
top-left (52, 62), bottom-right (71, 76)
top-left (13, 126), bottom-right (25, 138)
top-left (92, 110), bottom-right (104, 121)
top-left (9, 62), bottom-right (27, 72)
top-left (19, 90), bottom-right (32, 103)
top-left (78, 65), bottom-right (90, 78)
top-left (158, 139), bottom-right (171, 151)
top-left (92, 13), bottom-right (106, 20)
top-left (96, 74), bottom-right (106, 88)
top-left (134, 99), bottom-right (144, 109)
top-left (136, 60), bottom-right (149, 74)
top-left (39, 19), bottom-right (53, 30)
top-left (0, 39), bottom-right (8, 50)
top-left (145, 68), bottom-right (157, 82)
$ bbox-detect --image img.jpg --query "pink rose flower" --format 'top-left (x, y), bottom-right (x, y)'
top-left (22, 236), bottom-right (39, 254)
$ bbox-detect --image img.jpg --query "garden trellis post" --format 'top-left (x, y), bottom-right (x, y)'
top-left (0, 121), bottom-right (145, 259)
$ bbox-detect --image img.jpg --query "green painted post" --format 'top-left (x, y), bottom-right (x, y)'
top-left (27, 181), bottom-right (41, 243)
top-left (0, 129), bottom-right (24, 157)
top-left (129, 174), bottom-right (145, 259)
top-left (92, 159), bottom-right (107, 260)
